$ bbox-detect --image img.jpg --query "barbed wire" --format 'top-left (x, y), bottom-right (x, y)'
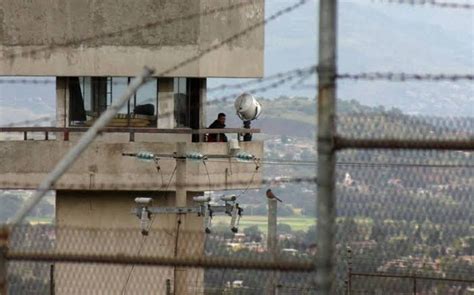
top-left (0, 65), bottom-right (317, 128)
top-left (207, 65), bottom-right (317, 93)
top-left (207, 66), bottom-right (317, 104)
top-left (1, 1), bottom-right (257, 62)
top-left (336, 72), bottom-right (474, 81)
top-left (0, 65), bottom-right (316, 86)
top-left (371, 0), bottom-right (474, 9)
top-left (2, 70), bottom-right (472, 90)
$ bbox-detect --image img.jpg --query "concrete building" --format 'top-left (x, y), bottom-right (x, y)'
top-left (0, 0), bottom-right (264, 294)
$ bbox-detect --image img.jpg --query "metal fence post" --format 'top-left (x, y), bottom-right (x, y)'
top-left (316, 0), bottom-right (338, 294)
top-left (174, 142), bottom-right (187, 295)
top-left (0, 227), bottom-right (8, 295)
top-left (50, 264), bottom-right (55, 295)
top-left (267, 198), bottom-right (278, 295)
top-left (347, 247), bottom-right (352, 295)
top-left (413, 275), bottom-right (416, 295)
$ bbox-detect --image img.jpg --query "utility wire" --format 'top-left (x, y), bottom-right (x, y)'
top-left (203, 158), bottom-right (474, 168)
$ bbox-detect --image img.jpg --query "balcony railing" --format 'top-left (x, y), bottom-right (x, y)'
top-left (0, 127), bottom-right (260, 142)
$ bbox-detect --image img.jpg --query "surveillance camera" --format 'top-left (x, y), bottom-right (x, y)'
top-left (135, 197), bottom-right (153, 205)
top-left (193, 196), bottom-right (211, 203)
top-left (220, 195), bottom-right (237, 202)
top-left (139, 207), bottom-right (151, 236)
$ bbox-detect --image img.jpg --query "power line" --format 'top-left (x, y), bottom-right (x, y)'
top-left (0, 176), bottom-right (318, 190)
top-left (204, 158), bottom-right (474, 168)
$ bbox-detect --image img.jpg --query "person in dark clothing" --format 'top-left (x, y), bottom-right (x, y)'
top-left (208, 113), bottom-right (228, 142)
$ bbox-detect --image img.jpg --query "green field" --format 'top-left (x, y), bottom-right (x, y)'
top-left (26, 216), bottom-right (54, 224)
top-left (213, 215), bottom-right (316, 232)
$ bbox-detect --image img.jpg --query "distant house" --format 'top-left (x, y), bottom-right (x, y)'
top-left (350, 240), bottom-right (377, 253)
top-left (232, 280), bottom-right (244, 288)
top-left (226, 242), bottom-right (242, 251)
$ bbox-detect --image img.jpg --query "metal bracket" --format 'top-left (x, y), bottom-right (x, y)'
top-left (131, 199), bottom-right (243, 235)
top-left (131, 207), bottom-right (202, 215)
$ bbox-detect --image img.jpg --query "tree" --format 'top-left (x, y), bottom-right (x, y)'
top-left (338, 217), bottom-right (359, 243)
top-left (244, 225), bottom-right (262, 242)
top-left (370, 223), bottom-right (386, 243)
top-left (277, 223), bottom-right (292, 234)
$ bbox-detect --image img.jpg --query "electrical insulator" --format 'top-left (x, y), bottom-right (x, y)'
top-left (235, 151), bottom-right (255, 162)
top-left (136, 151), bottom-right (155, 161)
top-left (185, 152), bottom-right (206, 161)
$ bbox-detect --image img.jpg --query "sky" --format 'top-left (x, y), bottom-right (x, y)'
top-left (209, 0), bottom-right (474, 116)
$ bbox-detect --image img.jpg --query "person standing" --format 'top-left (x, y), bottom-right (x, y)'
top-left (208, 113), bottom-right (228, 142)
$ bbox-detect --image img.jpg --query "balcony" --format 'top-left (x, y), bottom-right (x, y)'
top-left (0, 127), bottom-right (263, 191)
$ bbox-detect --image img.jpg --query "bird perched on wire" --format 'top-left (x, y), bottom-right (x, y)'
top-left (266, 189), bottom-right (282, 202)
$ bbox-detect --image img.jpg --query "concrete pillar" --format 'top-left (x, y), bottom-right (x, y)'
top-left (56, 77), bottom-right (68, 128)
top-left (158, 78), bottom-right (175, 129)
top-left (267, 199), bottom-right (277, 252)
top-left (199, 79), bottom-right (207, 142)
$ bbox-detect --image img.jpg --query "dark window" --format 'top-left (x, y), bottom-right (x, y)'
top-left (69, 77), bottom-right (158, 127)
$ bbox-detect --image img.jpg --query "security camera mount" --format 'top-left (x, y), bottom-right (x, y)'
top-left (131, 195), bottom-right (243, 235)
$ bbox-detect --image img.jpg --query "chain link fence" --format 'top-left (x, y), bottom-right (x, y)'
top-left (3, 225), bottom-right (314, 294)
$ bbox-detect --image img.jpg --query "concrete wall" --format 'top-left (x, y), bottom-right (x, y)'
top-left (0, 141), bottom-right (263, 191)
top-left (54, 190), bottom-right (205, 294)
top-left (0, 0), bottom-right (264, 78)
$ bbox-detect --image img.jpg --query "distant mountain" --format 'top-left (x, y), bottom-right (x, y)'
top-left (208, 95), bottom-right (473, 141)
top-left (209, 0), bottom-right (474, 117)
